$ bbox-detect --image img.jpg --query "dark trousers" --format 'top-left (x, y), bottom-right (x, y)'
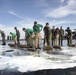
top-left (59, 37), bottom-right (63, 46)
top-left (44, 36), bottom-right (50, 46)
top-left (67, 37), bottom-right (72, 45)
top-left (17, 36), bottom-right (20, 44)
top-left (52, 37), bottom-right (55, 46)
top-left (2, 37), bottom-right (6, 44)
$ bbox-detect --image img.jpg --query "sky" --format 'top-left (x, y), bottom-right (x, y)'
top-left (0, 0), bottom-right (76, 39)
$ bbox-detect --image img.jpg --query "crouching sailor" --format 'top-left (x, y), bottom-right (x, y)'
top-left (22, 28), bottom-right (35, 48)
top-left (10, 32), bottom-right (17, 45)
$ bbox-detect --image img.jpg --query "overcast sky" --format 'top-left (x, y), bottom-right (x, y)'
top-left (0, 0), bottom-right (76, 39)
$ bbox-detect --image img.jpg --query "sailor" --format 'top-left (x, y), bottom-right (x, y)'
top-left (59, 26), bottom-right (64, 46)
top-left (54, 28), bottom-right (60, 46)
top-left (10, 32), bottom-right (17, 45)
top-left (73, 29), bottom-right (76, 43)
top-left (33, 21), bottom-right (43, 49)
top-left (65, 27), bottom-right (72, 45)
top-left (51, 26), bottom-right (55, 46)
top-left (22, 28), bottom-right (35, 48)
top-left (43, 23), bottom-right (52, 46)
top-left (0, 30), bottom-right (6, 45)
top-left (14, 27), bottom-right (20, 45)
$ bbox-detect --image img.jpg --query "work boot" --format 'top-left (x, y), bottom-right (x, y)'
top-left (2, 43), bottom-right (6, 45)
top-left (29, 46), bottom-right (33, 48)
top-left (38, 47), bottom-right (41, 49)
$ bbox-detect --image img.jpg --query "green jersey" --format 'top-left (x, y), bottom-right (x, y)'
top-left (11, 33), bottom-right (16, 39)
top-left (33, 24), bottom-right (43, 34)
top-left (26, 29), bottom-right (33, 37)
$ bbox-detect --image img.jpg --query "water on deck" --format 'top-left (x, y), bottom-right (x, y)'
top-left (0, 40), bottom-right (76, 73)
